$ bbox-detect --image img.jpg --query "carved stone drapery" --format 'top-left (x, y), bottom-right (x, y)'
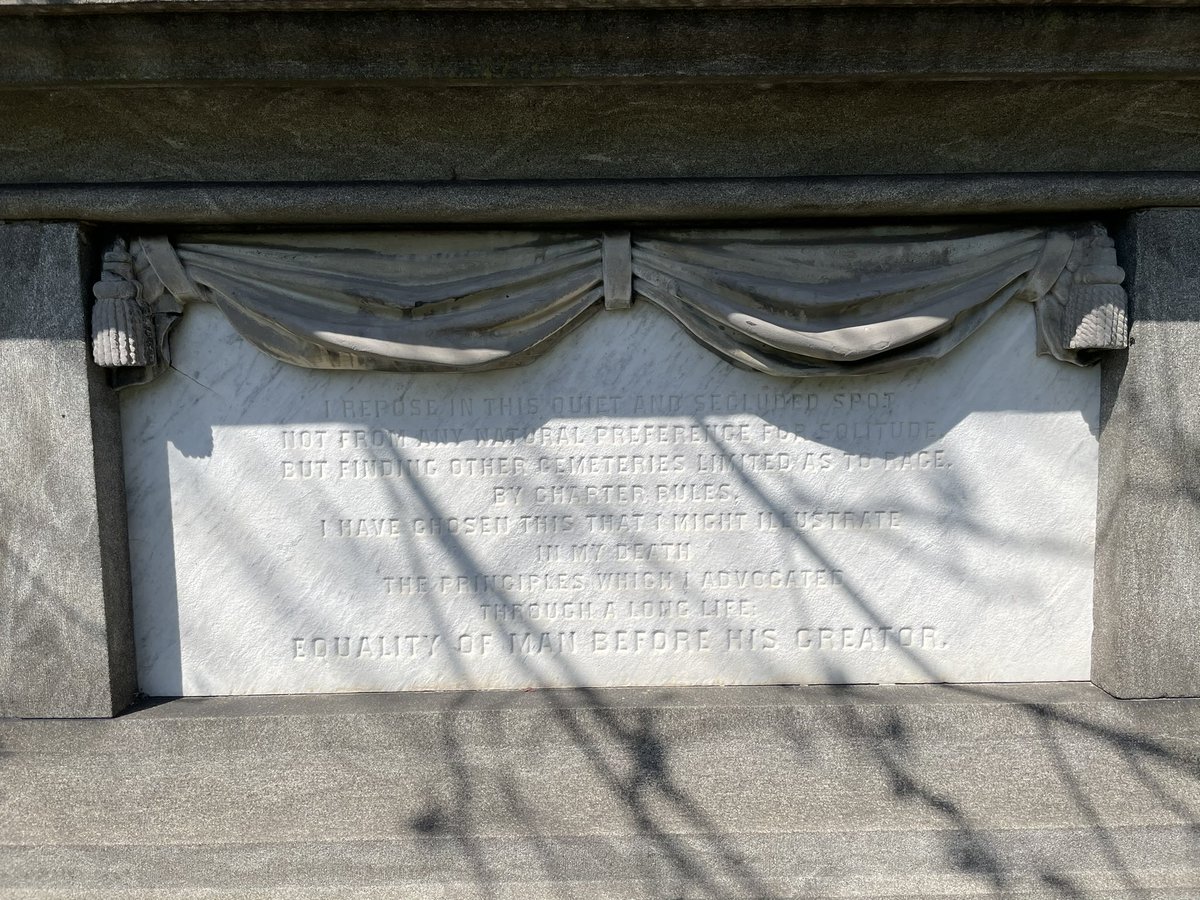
top-left (92, 224), bottom-right (1128, 384)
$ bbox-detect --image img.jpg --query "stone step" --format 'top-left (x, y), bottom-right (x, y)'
top-left (1, 683), bottom-right (1197, 897)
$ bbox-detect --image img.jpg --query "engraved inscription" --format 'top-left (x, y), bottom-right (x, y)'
top-left (122, 301), bottom-right (1100, 695)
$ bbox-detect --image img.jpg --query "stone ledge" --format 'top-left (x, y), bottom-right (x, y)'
top-left (2, 684), bottom-right (1197, 896)
top-left (2, 6), bottom-right (1199, 87)
top-left (2, 0), bottom-right (1192, 13)
top-left (4, 175), bottom-right (1200, 225)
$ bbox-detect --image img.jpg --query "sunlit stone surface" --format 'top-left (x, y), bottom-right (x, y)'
top-left (122, 301), bottom-right (1099, 696)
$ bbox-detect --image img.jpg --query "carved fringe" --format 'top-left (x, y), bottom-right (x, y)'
top-left (92, 240), bottom-right (156, 368)
top-left (1060, 226), bottom-right (1129, 351)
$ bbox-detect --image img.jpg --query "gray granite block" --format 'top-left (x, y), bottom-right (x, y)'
top-left (4, 175), bottom-right (1200, 227)
top-left (4, 7), bottom-right (1200, 87)
top-left (3, 9), bottom-right (1200, 187)
top-left (5, 81), bottom-right (1200, 186)
top-left (1093, 209), bottom-right (1200, 699)
top-left (0, 221), bottom-right (136, 718)
top-left (0, 684), bottom-right (1196, 897)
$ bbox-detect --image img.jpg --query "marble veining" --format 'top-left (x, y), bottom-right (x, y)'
top-left (121, 301), bottom-right (1099, 696)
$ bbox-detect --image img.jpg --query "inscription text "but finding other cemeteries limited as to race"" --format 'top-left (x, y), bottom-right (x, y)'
top-left (122, 303), bottom-right (1099, 694)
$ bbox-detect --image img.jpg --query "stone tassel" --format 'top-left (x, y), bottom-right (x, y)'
top-left (1063, 226), bottom-right (1129, 351)
top-left (92, 238), bottom-right (156, 368)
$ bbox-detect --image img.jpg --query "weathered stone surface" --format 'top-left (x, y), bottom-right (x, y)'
top-left (122, 299), bottom-right (1099, 695)
top-left (0, 0), bottom-right (1189, 10)
top-left (0, 683), bottom-right (1196, 897)
top-left (0, 6), bottom-right (1197, 203)
top-left (4, 174), bottom-right (1200, 226)
top-left (0, 222), bottom-right (136, 717)
top-left (1, 0), bottom-right (1195, 18)
top-left (4, 7), bottom-right (1200, 88)
top-left (5, 80), bottom-right (1200, 186)
top-left (1, 10), bottom-right (1200, 187)
top-left (0, 6), bottom-right (1198, 219)
top-left (1093, 209), bottom-right (1200, 699)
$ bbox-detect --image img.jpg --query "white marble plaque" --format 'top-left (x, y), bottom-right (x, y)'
top-left (122, 300), bottom-right (1099, 696)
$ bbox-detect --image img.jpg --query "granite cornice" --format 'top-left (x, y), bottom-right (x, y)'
top-left (4, 0), bottom-right (1200, 13)
top-left (2, 176), bottom-right (1199, 225)
top-left (0, 5), bottom-right (1199, 87)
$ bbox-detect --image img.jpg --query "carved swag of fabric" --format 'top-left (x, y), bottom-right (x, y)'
top-left (91, 224), bottom-right (1128, 385)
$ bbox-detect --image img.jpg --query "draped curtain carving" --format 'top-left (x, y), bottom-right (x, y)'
top-left (91, 224), bottom-right (1128, 385)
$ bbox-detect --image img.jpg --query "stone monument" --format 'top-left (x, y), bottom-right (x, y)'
top-left (93, 224), bottom-right (1125, 694)
top-left (1, 2), bottom-right (1198, 894)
